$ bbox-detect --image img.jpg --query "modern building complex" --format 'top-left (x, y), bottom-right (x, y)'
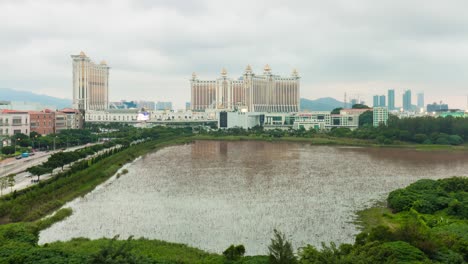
top-left (218, 112), bottom-right (265, 129)
top-left (388, 89), bottom-right (395, 110)
top-left (71, 51), bottom-right (110, 111)
top-left (156, 101), bottom-right (173, 111)
top-left (191, 65), bottom-right (300, 112)
top-left (217, 107), bottom-right (379, 131)
top-left (427, 102), bottom-right (449, 112)
top-left (403, 90), bottom-right (412, 111)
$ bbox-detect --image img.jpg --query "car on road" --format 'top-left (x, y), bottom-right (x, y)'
top-left (29, 152), bottom-right (35, 156)
top-left (15, 155), bottom-right (22, 160)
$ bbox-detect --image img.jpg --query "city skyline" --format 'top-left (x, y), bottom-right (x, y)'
top-left (1, 0), bottom-right (468, 109)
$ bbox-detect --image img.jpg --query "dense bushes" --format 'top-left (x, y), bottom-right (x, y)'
top-left (388, 177), bottom-right (468, 218)
top-left (201, 115), bottom-right (468, 146)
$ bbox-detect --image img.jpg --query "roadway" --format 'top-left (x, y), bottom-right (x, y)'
top-left (0, 143), bottom-right (116, 197)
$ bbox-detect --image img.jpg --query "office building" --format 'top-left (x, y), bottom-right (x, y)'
top-left (373, 107), bottom-right (389, 127)
top-left (185, 102), bottom-right (191, 111)
top-left (427, 102), bottom-right (449, 112)
top-left (373, 95), bottom-right (379, 107)
top-left (71, 51), bottom-right (110, 111)
top-left (218, 111), bottom-right (265, 129)
top-left (156, 101), bottom-right (173, 111)
top-left (191, 65), bottom-right (300, 112)
top-left (403, 90), bottom-right (412, 111)
top-left (417, 92), bottom-right (425, 109)
top-left (388, 89), bottom-right (395, 110)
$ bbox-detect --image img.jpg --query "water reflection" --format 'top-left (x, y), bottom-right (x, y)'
top-left (39, 141), bottom-right (468, 255)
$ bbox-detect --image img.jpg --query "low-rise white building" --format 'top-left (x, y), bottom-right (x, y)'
top-left (218, 111), bottom-right (264, 129)
top-left (85, 109), bottom-right (217, 124)
top-left (0, 110), bottom-right (30, 136)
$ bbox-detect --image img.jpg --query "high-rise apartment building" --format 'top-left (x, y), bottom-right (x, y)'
top-left (373, 95), bottom-right (379, 107)
top-left (190, 65), bottom-right (300, 112)
top-left (373, 107), bottom-right (389, 127)
top-left (417, 92), bottom-right (425, 109)
top-left (373, 95), bottom-right (386, 107)
top-left (388, 89), bottom-right (395, 110)
top-left (403, 90), bottom-right (412, 111)
top-left (71, 51), bottom-right (110, 111)
top-left (379, 95), bottom-right (386, 107)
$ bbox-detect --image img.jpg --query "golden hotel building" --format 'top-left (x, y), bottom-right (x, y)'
top-left (71, 51), bottom-right (110, 111)
top-left (191, 65), bottom-right (300, 112)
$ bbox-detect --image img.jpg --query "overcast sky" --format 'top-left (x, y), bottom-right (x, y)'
top-left (1, 0), bottom-right (468, 109)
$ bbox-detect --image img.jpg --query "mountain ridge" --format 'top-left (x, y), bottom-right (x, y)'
top-left (0, 88), bottom-right (71, 109)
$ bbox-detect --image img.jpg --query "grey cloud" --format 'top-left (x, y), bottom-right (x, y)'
top-left (0, 0), bottom-right (467, 108)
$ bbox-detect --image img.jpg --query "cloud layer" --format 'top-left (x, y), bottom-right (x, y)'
top-left (1, 0), bottom-right (467, 109)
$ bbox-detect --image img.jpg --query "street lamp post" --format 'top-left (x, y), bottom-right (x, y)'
top-left (53, 136), bottom-right (57, 151)
top-left (14, 138), bottom-right (21, 153)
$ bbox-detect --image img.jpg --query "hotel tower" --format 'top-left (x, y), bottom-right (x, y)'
top-left (190, 65), bottom-right (300, 112)
top-left (71, 51), bottom-right (110, 111)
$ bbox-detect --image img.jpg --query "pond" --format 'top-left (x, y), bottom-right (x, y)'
top-left (39, 141), bottom-right (468, 255)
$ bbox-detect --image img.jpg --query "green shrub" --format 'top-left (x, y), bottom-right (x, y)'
top-left (223, 244), bottom-right (245, 261)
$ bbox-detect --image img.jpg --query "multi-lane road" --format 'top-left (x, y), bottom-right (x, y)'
top-left (0, 144), bottom-right (99, 196)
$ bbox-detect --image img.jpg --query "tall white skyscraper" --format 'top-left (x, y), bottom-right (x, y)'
top-left (417, 92), bottom-right (425, 109)
top-left (71, 51), bottom-right (110, 111)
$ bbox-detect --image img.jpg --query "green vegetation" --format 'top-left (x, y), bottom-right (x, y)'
top-left (195, 114), bottom-right (468, 149)
top-left (223, 245), bottom-right (246, 261)
top-left (268, 229), bottom-right (297, 264)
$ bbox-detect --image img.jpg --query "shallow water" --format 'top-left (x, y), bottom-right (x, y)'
top-left (39, 141), bottom-right (468, 255)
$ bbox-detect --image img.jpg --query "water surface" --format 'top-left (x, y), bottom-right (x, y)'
top-left (39, 141), bottom-right (468, 255)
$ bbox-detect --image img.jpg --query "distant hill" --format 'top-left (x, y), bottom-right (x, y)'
top-left (300, 97), bottom-right (351, 111)
top-left (0, 88), bottom-right (71, 109)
